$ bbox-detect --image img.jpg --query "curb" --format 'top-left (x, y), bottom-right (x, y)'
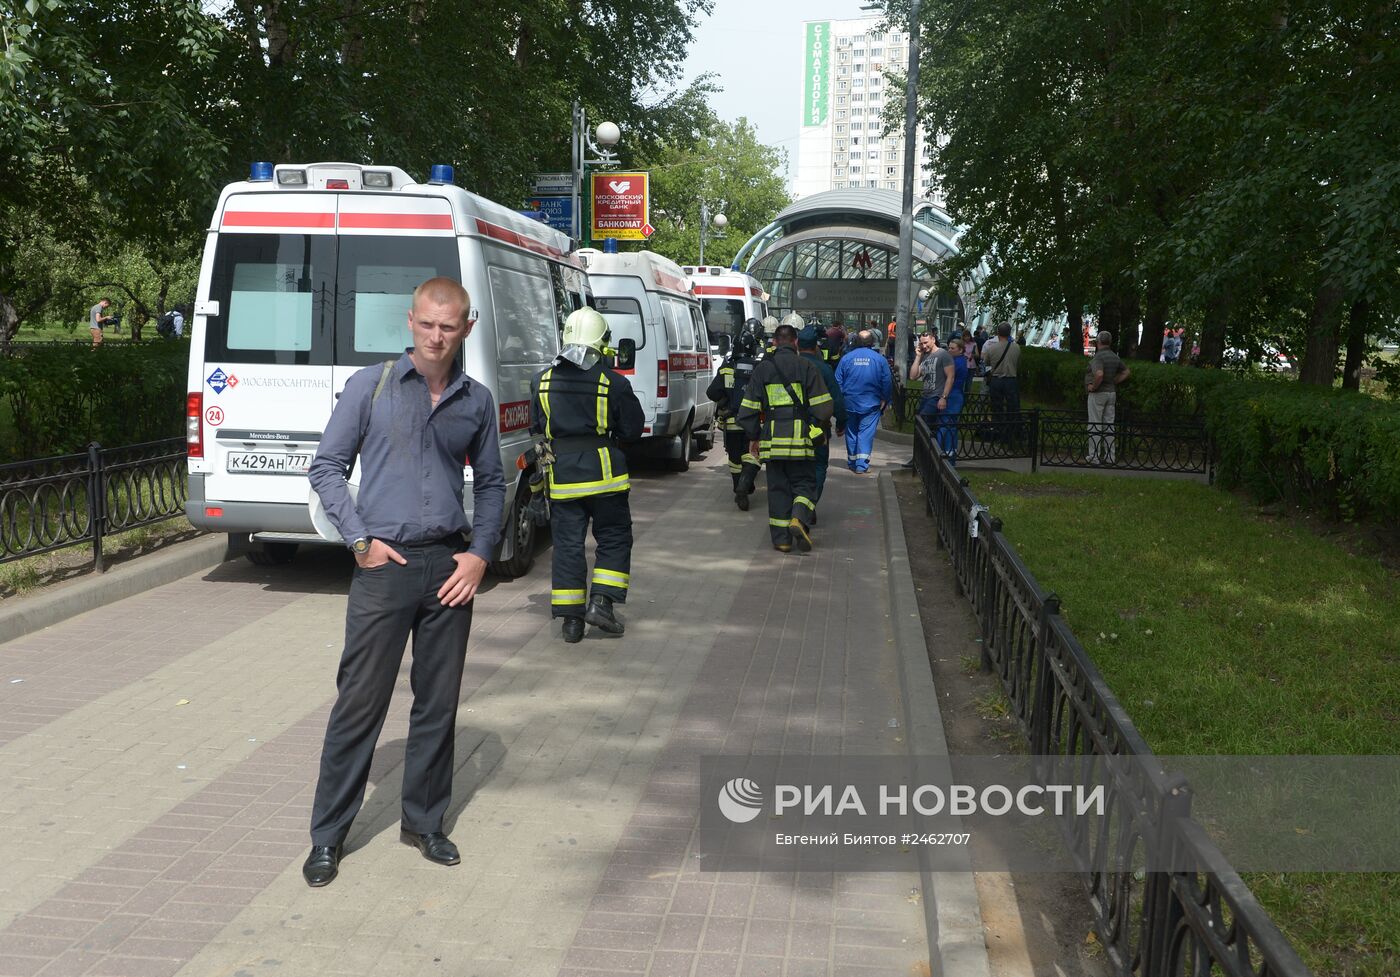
top-left (0, 535), bottom-right (232, 646)
top-left (877, 424), bottom-right (915, 446)
top-left (879, 474), bottom-right (992, 977)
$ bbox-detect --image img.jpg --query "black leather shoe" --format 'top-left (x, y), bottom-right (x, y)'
top-left (562, 616), bottom-right (584, 643)
top-left (302, 844), bottom-right (342, 887)
top-left (585, 595), bottom-right (624, 634)
top-left (401, 829), bottom-right (460, 865)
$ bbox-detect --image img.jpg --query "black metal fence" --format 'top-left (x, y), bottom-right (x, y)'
top-left (903, 392), bottom-right (1212, 477)
top-left (0, 438), bottom-right (188, 571)
top-left (912, 417), bottom-right (1310, 977)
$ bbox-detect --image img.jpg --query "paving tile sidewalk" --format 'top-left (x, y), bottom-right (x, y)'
top-left (0, 450), bottom-right (943, 977)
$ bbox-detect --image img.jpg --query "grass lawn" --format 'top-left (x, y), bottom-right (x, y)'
top-left (961, 470), bottom-right (1399, 975)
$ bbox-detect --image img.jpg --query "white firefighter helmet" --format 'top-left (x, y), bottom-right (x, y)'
top-left (559, 306), bottom-right (610, 369)
top-left (761, 314), bottom-right (780, 335)
top-left (780, 312), bottom-right (805, 330)
top-left (562, 307), bottom-right (609, 350)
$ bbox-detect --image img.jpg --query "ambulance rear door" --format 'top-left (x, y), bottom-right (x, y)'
top-left (199, 193), bottom-right (337, 508)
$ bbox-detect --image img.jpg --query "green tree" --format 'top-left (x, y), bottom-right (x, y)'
top-left (640, 116), bottom-right (790, 268)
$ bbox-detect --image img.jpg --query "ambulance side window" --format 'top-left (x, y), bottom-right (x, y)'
top-left (663, 299), bottom-right (691, 350)
top-left (549, 264), bottom-right (572, 334)
top-left (688, 305), bottom-right (707, 351)
top-left (489, 265), bottom-right (556, 366)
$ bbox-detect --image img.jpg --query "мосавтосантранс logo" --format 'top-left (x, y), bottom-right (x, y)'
top-left (718, 778), bottom-right (763, 823)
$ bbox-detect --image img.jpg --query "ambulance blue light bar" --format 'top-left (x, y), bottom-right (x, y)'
top-left (429, 164), bottom-right (455, 185)
top-left (250, 161), bottom-right (274, 182)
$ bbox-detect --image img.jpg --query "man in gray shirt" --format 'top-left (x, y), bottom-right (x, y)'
top-left (303, 276), bottom-right (506, 887)
top-left (89, 297), bottom-right (112, 347)
top-left (980, 322), bottom-right (1022, 442)
top-left (1085, 330), bottom-right (1131, 464)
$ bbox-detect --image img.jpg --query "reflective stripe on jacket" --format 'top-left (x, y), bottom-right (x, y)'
top-left (531, 361), bottom-right (644, 499)
top-left (735, 347), bottom-right (834, 461)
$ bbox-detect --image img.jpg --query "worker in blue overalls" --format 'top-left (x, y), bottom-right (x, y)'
top-left (833, 329), bottom-right (892, 474)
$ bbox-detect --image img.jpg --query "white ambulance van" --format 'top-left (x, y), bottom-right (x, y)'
top-left (185, 161), bottom-right (588, 575)
top-left (681, 265), bottom-right (770, 359)
top-left (573, 249), bottom-right (714, 470)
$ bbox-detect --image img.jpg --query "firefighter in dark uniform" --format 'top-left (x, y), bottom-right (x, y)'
top-left (531, 308), bottom-right (644, 643)
top-left (705, 319), bottom-right (762, 510)
top-left (736, 322), bottom-right (834, 553)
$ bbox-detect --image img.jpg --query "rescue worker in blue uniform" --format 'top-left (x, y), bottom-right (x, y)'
top-left (797, 325), bottom-right (847, 523)
top-left (531, 308), bottom-right (644, 643)
top-left (834, 329), bottom-right (893, 474)
top-left (705, 319), bottom-right (762, 510)
top-left (736, 323), bottom-right (834, 552)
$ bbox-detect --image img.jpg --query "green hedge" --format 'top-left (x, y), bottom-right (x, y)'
top-left (1013, 347), bottom-right (1400, 524)
top-left (0, 342), bottom-right (187, 462)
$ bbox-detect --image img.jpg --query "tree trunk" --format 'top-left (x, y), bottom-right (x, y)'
top-left (260, 1), bottom-right (294, 67)
top-left (0, 292), bottom-right (17, 355)
top-left (1119, 287), bottom-right (1142, 359)
top-left (340, 0), bottom-right (364, 67)
top-left (1298, 280), bottom-right (1345, 386)
top-left (1341, 298), bottom-right (1370, 391)
top-left (1065, 291), bottom-right (1084, 356)
top-left (1137, 279), bottom-right (1167, 362)
top-left (1198, 294), bottom-right (1230, 368)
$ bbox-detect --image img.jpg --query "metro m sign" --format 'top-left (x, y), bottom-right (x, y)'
top-left (591, 171), bottom-right (650, 242)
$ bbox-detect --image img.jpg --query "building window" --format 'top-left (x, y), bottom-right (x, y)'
top-left (869, 150), bottom-right (879, 159)
top-left (851, 93), bottom-right (864, 102)
top-left (886, 166), bottom-right (896, 175)
top-left (836, 124), bottom-right (846, 134)
top-left (836, 110), bottom-right (847, 120)
top-left (851, 136), bottom-right (860, 145)
top-left (869, 120), bottom-right (881, 130)
top-left (885, 181), bottom-right (897, 189)
top-left (852, 78), bottom-right (863, 88)
top-left (837, 95), bottom-right (847, 106)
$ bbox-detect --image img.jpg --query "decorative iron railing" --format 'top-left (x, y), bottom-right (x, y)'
top-left (912, 416), bottom-right (1310, 977)
top-left (0, 438), bottom-right (188, 571)
top-left (912, 401), bottom-right (1212, 477)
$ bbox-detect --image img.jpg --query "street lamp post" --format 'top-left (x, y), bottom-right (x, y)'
top-left (571, 100), bottom-right (621, 247)
top-left (699, 199), bottom-right (728, 265)
top-left (865, 1), bottom-right (924, 385)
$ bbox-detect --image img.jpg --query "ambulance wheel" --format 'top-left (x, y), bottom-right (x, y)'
top-left (246, 541), bottom-right (298, 566)
top-left (489, 492), bottom-right (537, 578)
top-left (668, 420), bottom-right (692, 472)
top-left (695, 426), bottom-right (713, 453)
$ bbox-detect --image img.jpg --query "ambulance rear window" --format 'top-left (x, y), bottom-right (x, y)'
top-left (334, 236), bottom-right (461, 366)
top-left (207, 234), bottom-right (333, 365)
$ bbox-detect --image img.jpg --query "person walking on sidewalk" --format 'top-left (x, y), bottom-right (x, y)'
top-left (834, 330), bottom-right (891, 474)
top-left (737, 323), bottom-right (834, 553)
top-left (532, 307), bottom-right (644, 643)
top-left (1086, 330), bottom-right (1130, 464)
top-left (303, 277), bottom-right (506, 888)
top-left (706, 320), bottom-right (763, 510)
top-left (798, 324), bottom-right (847, 522)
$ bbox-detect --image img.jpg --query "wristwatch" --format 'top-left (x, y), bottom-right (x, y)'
top-left (351, 537), bottom-right (371, 555)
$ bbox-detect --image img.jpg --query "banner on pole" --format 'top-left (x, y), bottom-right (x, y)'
top-left (590, 172), bottom-right (650, 241)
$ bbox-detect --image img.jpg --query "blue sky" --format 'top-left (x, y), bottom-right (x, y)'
top-left (681, 0), bottom-right (873, 186)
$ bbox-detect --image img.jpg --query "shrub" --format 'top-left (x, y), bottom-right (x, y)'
top-left (1013, 347), bottom-right (1400, 525)
top-left (0, 342), bottom-right (186, 462)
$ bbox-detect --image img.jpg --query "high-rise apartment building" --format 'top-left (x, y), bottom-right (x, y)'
top-left (794, 16), bottom-right (942, 204)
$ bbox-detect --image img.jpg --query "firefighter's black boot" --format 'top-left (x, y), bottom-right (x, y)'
top-left (585, 594), bottom-right (624, 635)
top-left (562, 616), bottom-right (585, 644)
top-left (735, 491), bottom-right (749, 511)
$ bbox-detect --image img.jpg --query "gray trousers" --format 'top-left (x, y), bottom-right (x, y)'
top-left (310, 540), bottom-right (472, 846)
top-left (1087, 391), bottom-right (1117, 464)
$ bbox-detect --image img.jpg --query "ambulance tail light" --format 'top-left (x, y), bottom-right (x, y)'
top-left (656, 360), bottom-right (668, 399)
top-left (186, 393), bottom-right (203, 458)
top-left (325, 178), bottom-right (350, 190)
